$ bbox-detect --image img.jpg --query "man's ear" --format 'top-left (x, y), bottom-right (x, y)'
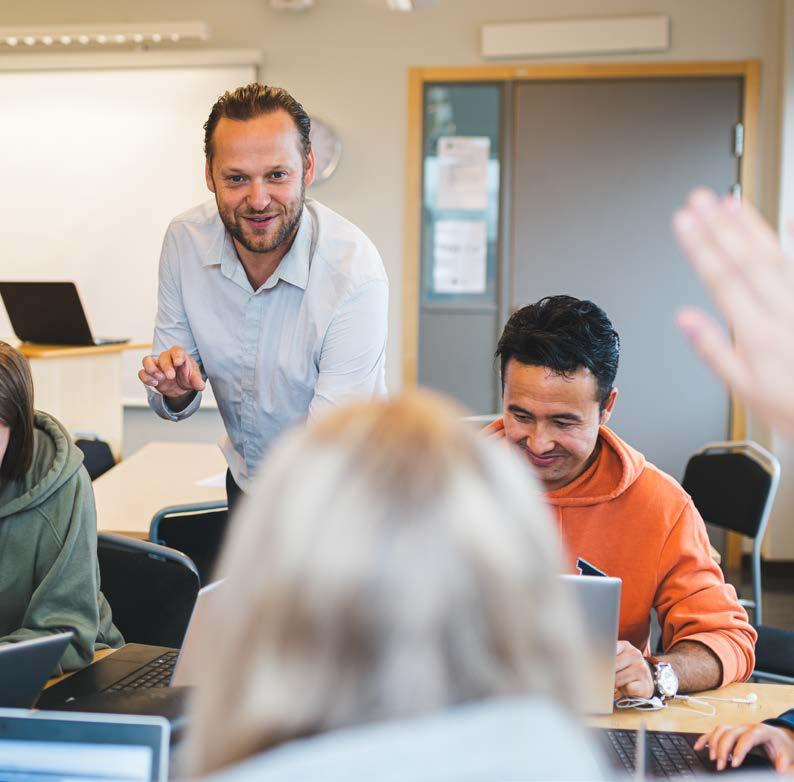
top-left (205, 159), bottom-right (215, 193)
top-left (303, 148), bottom-right (316, 188)
top-left (599, 387), bottom-right (619, 425)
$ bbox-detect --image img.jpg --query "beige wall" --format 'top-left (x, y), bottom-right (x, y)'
top-left (4, 0), bottom-right (785, 392)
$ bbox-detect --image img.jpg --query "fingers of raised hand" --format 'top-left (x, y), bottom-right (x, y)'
top-left (482, 417), bottom-right (506, 437)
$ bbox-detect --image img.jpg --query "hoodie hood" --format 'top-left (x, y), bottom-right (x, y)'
top-left (546, 425), bottom-right (645, 508)
top-left (0, 411), bottom-right (84, 519)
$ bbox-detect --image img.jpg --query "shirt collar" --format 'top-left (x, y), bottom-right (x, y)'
top-left (205, 205), bottom-right (313, 293)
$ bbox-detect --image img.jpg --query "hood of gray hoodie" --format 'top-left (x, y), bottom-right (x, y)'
top-left (0, 411), bottom-right (83, 519)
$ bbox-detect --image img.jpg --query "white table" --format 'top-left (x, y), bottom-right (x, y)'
top-left (93, 441), bottom-right (227, 538)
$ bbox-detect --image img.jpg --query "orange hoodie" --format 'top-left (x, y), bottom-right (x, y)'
top-left (547, 426), bottom-right (756, 686)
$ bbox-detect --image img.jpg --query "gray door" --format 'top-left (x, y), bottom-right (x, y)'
top-left (511, 78), bottom-right (741, 479)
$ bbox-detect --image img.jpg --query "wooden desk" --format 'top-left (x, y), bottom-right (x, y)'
top-left (93, 441), bottom-right (227, 538)
top-left (19, 341), bottom-right (149, 458)
top-left (589, 683), bottom-right (792, 733)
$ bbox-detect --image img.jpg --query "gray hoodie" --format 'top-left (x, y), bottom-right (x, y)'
top-left (0, 411), bottom-right (123, 672)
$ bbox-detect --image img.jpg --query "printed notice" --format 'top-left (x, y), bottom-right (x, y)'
top-left (436, 136), bottom-right (490, 211)
top-left (433, 220), bottom-right (487, 294)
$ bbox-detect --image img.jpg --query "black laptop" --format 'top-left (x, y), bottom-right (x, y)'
top-left (595, 725), bottom-right (773, 777)
top-left (0, 281), bottom-right (128, 346)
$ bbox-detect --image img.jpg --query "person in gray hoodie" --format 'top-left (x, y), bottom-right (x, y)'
top-left (0, 341), bottom-right (123, 672)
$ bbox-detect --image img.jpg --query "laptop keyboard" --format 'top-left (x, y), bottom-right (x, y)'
top-left (606, 729), bottom-right (706, 777)
top-left (107, 651), bottom-right (179, 692)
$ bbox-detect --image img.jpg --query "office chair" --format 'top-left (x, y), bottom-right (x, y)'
top-left (149, 501), bottom-right (229, 586)
top-left (73, 432), bottom-right (116, 481)
top-left (753, 625), bottom-right (794, 684)
top-left (97, 532), bottom-right (200, 648)
top-left (682, 440), bottom-right (780, 626)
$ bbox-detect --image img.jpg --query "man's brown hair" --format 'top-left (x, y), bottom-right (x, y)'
top-left (203, 83), bottom-right (312, 162)
top-left (0, 341), bottom-right (35, 481)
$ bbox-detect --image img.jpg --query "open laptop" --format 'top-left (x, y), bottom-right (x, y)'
top-left (0, 633), bottom-right (73, 709)
top-left (595, 721), bottom-right (774, 777)
top-left (0, 281), bottom-right (129, 346)
top-left (0, 707), bottom-right (169, 781)
top-left (560, 574), bottom-right (622, 715)
top-left (37, 581), bottom-right (224, 711)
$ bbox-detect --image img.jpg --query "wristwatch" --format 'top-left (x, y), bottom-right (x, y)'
top-left (647, 656), bottom-right (679, 699)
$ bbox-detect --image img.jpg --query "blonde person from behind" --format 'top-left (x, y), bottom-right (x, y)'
top-left (182, 391), bottom-right (608, 781)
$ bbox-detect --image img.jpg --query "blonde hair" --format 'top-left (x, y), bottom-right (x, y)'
top-left (183, 391), bottom-right (587, 776)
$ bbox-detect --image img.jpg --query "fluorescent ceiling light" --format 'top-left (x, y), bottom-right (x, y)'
top-left (0, 22), bottom-right (209, 49)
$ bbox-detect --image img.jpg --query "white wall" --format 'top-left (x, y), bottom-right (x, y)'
top-left (2, 0), bottom-right (785, 395)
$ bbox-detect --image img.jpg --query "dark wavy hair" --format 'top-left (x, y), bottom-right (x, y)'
top-left (203, 83), bottom-right (311, 163)
top-left (0, 341), bottom-right (35, 481)
top-left (496, 295), bottom-right (620, 410)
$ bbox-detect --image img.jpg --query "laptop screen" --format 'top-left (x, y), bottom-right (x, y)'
top-left (0, 709), bottom-right (168, 782)
top-left (0, 739), bottom-right (152, 781)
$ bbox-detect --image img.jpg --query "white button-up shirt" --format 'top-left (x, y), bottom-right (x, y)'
top-left (147, 198), bottom-right (388, 490)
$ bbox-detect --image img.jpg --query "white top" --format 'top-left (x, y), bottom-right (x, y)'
top-left (199, 697), bottom-right (609, 782)
top-left (147, 198), bottom-right (388, 490)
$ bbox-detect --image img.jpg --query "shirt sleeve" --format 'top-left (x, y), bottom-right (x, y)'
top-left (764, 708), bottom-right (794, 731)
top-left (308, 279), bottom-right (389, 417)
top-left (654, 499), bottom-right (757, 685)
top-left (147, 226), bottom-right (205, 422)
top-left (0, 468), bottom-right (117, 673)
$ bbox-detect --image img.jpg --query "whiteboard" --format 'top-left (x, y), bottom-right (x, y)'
top-left (0, 63), bottom-right (257, 404)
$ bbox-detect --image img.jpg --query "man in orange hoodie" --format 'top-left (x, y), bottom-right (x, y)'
top-left (485, 295), bottom-right (756, 700)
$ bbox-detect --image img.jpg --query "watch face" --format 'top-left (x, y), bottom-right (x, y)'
top-left (309, 117), bottom-right (341, 182)
top-left (657, 664), bottom-right (678, 697)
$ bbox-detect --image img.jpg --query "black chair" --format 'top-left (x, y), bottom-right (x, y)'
top-left (98, 532), bottom-right (200, 648)
top-left (73, 433), bottom-right (116, 480)
top-left (754, 626), bottom-right (794, 684)
top-left (149, 501), bottom-right (229, 586)
top-left (682, 440), bottom-right (780, 626)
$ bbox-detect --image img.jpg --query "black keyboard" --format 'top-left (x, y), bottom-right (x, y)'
top-left (107, 651), bottom-right (179, 692)
top-left (605, 729), bottom-right (706, 777)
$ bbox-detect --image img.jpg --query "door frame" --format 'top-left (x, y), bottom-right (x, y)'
top-left (403, 59), bottom-right (760, 397)
top-left (402, 60), bottom-right (760, 568)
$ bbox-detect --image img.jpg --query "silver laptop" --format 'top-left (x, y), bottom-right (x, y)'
top-left (560, 574), bottom-right (622, 715)
top-left (0, 708), bottom-right (169, 781)
top-left (38, 581), bottom-right (225, 711)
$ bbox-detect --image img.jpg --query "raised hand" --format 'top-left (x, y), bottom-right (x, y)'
top-left (673, 188), bottom-right (794, 438)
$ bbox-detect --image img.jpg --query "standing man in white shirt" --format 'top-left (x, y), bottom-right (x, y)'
top-left (139, 83), bottom-right (389, 508)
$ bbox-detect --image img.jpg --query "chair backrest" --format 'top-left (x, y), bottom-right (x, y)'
top-left (149, 502), bottom-right (229, 586)
top-left (97, 532), bottom-right (200, 648)
top-left (681, 441), bottom-right (780, 539)
top-left (74, 436), bottom-right (116, 481)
